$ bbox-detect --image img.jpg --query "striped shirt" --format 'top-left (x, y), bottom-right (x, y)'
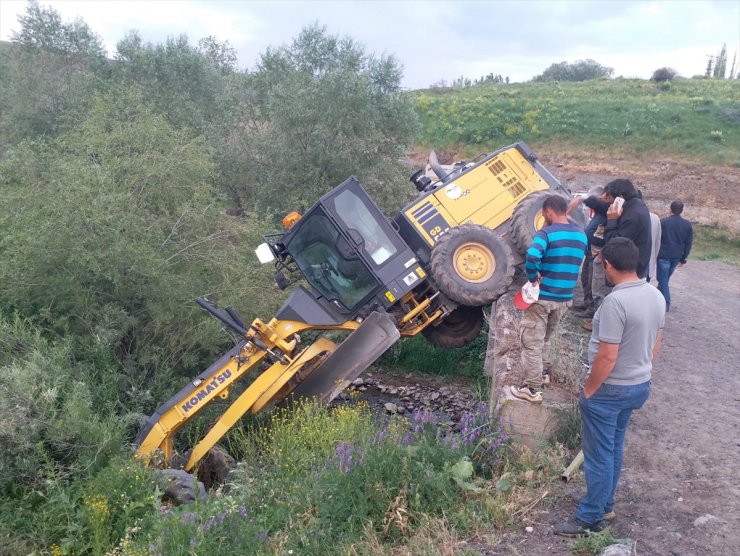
top-left (525, 223), bottom-right (587, 302)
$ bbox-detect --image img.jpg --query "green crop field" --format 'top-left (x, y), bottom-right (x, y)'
top-left (412, 78), bottom-right (740, 165)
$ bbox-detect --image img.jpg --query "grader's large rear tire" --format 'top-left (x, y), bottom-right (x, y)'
top-left (430, 225), bottom-right (514, 306)
top-left (422, 305), bottom-right (484, 348)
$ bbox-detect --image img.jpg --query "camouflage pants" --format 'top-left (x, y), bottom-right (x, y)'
top-left (591, 253), bottom-right (613, 308)
top-left (520, 299), bottom-right (571, 388)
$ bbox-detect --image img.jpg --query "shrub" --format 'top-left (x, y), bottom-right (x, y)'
top-left (651, 67), bottom-right (678, 82)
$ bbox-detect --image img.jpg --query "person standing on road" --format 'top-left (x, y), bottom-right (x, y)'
top-left (554, 237), bottom-right (665, 537)
top-left (603, 179), bottom-right (652, 280)
top-left (567, 186), bottom-right (610, 316)
top-left (569, 187), bottom-right (614, 327)
top-left (657, 200), bottom-right (693, 311)
top-left (648, 210), bottom-right (662, 284)
top-left (511, 195), bottom-right (587, 403)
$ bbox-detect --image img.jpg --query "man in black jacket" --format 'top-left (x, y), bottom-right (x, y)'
top-left (657, 200), bottom-right (693, 311)
top-left (603, 179), bottom-right (652, 279)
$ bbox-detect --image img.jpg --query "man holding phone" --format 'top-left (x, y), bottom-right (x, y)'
top-left (603, 179), bottom-right (652, 279)
top-left (554, 238), bottom-right (665, 536)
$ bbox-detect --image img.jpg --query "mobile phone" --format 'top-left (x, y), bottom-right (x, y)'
top-left (611, 197), bottom-right (624, 211)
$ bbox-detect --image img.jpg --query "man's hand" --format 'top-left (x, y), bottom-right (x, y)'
top-left (566, 198), bottom-right (582, 216)
top-left (583, 342), bottom-right (619, 398)
top-left (606, 202), bottom-right (622, 220)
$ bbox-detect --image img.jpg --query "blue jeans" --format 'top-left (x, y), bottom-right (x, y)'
top-left (656, 258), bottom-right (680, 307)
top-left (576, 381), bottom-right (651, 524)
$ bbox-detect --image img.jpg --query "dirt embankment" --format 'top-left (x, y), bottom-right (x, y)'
top-left (539, 150), bottom-right (740, 235)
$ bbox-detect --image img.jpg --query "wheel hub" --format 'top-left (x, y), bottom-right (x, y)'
top-left (453, 242), bottom-right (495, 283)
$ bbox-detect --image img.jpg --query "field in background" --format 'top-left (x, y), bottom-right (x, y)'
top-left (692, 224), bottom-right (740, 265)
top-left (413, 79), bottom-right (739, 166)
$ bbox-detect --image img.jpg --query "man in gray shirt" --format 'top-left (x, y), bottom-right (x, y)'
top-left (555, 237), bottom-right (665, 536)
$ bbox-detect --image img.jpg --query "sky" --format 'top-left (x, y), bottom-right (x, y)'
top-left (1, 0), bottom-right (739, 88)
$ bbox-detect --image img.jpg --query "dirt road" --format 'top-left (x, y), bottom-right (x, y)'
top-left (534, 260), bottom-right (740, 555)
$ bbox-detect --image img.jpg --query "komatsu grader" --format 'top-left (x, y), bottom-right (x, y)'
top-left (134, 141), bottom-right (580, 488)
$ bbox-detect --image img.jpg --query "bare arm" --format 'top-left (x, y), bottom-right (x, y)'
top-left (583, 342), bottom-right (619, 398)
top-left (566, 198), bottom-right (583, 216)
top-left (652, 329), bottom-right (664, 361)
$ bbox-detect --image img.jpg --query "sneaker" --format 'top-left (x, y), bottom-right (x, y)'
top-left (553, 518), bottom-right (606, 537)
top-left (603, 510), bottom-right (616, 521)
top-left (510, 385), bottom-right (543, 403)
top-left (542, 371), bottom-right (551, 385)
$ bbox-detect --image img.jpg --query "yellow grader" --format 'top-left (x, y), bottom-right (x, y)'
top-left (134, 141), bottom-right (580, 495)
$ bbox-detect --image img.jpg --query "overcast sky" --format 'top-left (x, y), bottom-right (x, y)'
top-left (1, 0), bottom-right (738, 88)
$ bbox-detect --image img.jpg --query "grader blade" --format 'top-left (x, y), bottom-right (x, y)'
top-left (288, 311), bottom-right (400, 403)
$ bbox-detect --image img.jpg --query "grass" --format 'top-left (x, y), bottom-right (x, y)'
top-left (569, 528), bottom-right (623, 555)
top-left (412, 78), bottom-right (740, 166)
top-left (691, 224), bottom-right (740, 266)
top-left (382, 323), bottom-right (489, 379)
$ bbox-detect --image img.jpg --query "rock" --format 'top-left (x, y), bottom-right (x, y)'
top-left (352, 378), bottom-right (364, 386)
top-left (157, 469), bottom-right (206, 505)
top-left (693, 514), bottom-right (718, 527)
top-left (389, 387), bottom-right (399, 395)
top-left (384, 402), bottom-right (397, 413)
top-left (358, 386), bottom-right (367, 391)
top-left (397, 405), bottom-right (406, 414)
top-left (431, 392), bottom-right (440, 400)
top-left (601, 543), bottom-right (633, 556)
top-left (524, 526), bottom-right (533, 533)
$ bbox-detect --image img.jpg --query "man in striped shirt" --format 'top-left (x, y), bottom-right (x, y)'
top-left (511, 195), bottom-right (588, 403)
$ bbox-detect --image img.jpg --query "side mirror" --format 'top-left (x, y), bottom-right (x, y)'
top-left (255, 243), bottom-right (275, 264)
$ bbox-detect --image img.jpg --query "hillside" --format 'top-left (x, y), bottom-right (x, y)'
top-left (412, 78), bottom-right (740, 166)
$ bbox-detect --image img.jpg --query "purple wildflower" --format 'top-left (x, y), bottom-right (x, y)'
top-left (255, 531), bottom-right (269, 543)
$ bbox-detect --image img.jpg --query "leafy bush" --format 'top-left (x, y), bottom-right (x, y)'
top-left (0, 314), bottom-right (126, 495)
top-left (532, 59), bottom-right (613, 82)
top-left (651, 67), bottom-right (678, 82)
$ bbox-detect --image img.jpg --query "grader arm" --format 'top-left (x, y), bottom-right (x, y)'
top-left (134, 298), bottom-right (401, 472)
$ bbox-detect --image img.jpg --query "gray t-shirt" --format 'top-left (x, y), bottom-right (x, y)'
top-left (588, 278), bottom-right (666, 385)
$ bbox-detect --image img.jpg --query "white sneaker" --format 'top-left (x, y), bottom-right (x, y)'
top-left (510, 385), bottom-right (543, 403)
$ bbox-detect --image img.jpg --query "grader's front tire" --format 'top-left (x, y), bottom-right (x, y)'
top-left (430, 225), bottom-right (514, 306)
top-left (422, 305), bottom-right (485, 348)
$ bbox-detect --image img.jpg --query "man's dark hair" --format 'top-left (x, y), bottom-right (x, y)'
top-left (602, 237), bottom-right (639, 272)
top-left (670, 200), bottom-right (684, 215)
top-left (542, 194), bottom-right (567, 214)
top-left (605, 179), bottom-right (637, 200)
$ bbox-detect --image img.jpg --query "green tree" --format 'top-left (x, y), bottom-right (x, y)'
top-left (713, 44), bottom-right (727, 78)
top-left (234, 23), bottom-right (418, 216)
top-left (12, 0), bottom-right (105, 56)
top-left (0, 1), bottom-right (106, 150)
top-left (532, 59), bottom-right (614, 82)
top-left (113, 32), bottom-right (232, 134)
top-left (0, 90), bottom-right (275, 385)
